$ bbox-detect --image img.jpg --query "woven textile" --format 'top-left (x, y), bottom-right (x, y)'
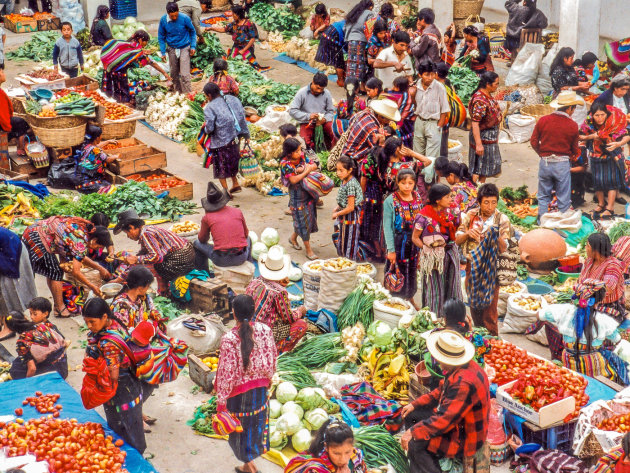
top-left (339, 382), bottom-right (403, 433)
top-left (467, 226), bottom-right (499, 309)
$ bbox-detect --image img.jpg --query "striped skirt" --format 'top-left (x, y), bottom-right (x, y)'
top-left (289, 186), bottom-right (318, 241)
top-left (346, 41), bottom-right (367, 82)
top-left (417, 245), bottom-right (462, 315)
top-left (315, 26), bottom-right (345, 69)
top-left (227, 387), bottom-right (269, 463)
top-left (359, 181), bottom-right (386, 262)
top-left (332, 207), bottom-right (366, 261)
top-left (561, 346), bottom-right (615, 380)
top-left (591, 153), bottom-right (625, 191)
top-left (21, 229), bottom-right (64, 281)
top-left (468, 127), bottom-right (502, 177)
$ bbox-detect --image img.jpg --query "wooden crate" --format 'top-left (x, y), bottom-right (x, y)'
top-left (36, 17), bottom-right (61, 31)
top-left (116, 169), bottom-right (193, 201)
top-left (0, 168), bottom-right (29, 181)
top-left (106, 143), bottom-right (167, 176)
top-left (188, 351), bottom-right (218, 393)
top-left (9, 155), bottom-right (48, 178)
top-left (5, 17), bottom-right (38, 33)
top-left (186, 278), bottom-right (229, 314)
top-left (65, 74), bottom-right (99, 91)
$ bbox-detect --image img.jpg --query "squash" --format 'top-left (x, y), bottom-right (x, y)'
top-left (249, 114), bottom-right (260, 123)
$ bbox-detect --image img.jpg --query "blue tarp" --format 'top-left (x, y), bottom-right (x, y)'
top-left (1, 180), bottom-right (50, 199)
top-left (274, 54), bottom-right (338, 81)
top-left (0, 372), bottom-right (158, 473)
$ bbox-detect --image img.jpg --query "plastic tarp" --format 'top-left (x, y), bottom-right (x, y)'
top-left (0, 372), bottom-right (158, 473)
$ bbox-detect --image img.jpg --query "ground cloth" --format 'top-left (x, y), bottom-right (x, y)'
top-left (273, 54), bottom-right (338, 82)
top-left (0, 372), bottom-right (158, 473)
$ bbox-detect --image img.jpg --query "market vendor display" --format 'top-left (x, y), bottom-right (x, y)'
top-left (113, 208), bottom-right (195, 295)
top-left (537, 279), bottom-right (625, 383)
top-left (245, 246), bottom-right (307, 353)
top-left (400, 330), bottom-right (490, 473)
top-left (101, 30), bottom-right (171, 103)
top-left (21, 216), bottom-right (113, 318)
top-left (74, 124), bottom-right (119, 193)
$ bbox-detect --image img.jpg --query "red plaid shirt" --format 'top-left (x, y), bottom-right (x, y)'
top-left (411, 361), bottom-right (489, 458)
top-left (341, 109), bottom-right (381, 161)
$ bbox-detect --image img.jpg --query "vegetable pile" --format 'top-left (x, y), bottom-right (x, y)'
top-left (390, 309), bottom-right (435, 357)
top-left (362, 346), bottom-right (410, 400)
top-left (190, 32), bottom-right (225, 70)
top-left (0, 184), bottom-right (41, 234)
top-left (447, 57), bottom-right (480, 106)
top-left (22, 392), bottom-right (62, 415)
top-left (598, 413), bottom-right (630, 433)
top-left (354, 425), bottom-right (410, 473)
top-left (279, 333), bottom-right (347, 370)
top-left (27, 69), bottom-right (65, 81)
top-left (7, 31), bottom-right (59, 62)
top-left (337, 277), bottom-right (390, 330)
top-left (248, 3), bottom-right (304, 37)
top-left (111, 16), bottom-right (147, 41)
top-left (145, 92), bottom-right (190, 140)
top-left (81, 91), bottom-right (133, 120)
top-left (608, 221), bottom-right (630, 244)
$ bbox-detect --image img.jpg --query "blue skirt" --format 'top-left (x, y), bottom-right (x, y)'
top-left (227, 387), bottom-right (269, 463)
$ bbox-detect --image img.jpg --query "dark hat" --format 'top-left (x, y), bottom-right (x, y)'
top-left (113, 208), bottom-right (145, 235)
top-left (201, 182), bottom-right (230, 212)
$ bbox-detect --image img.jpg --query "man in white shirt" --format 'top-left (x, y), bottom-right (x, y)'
top-left (413, 60), bottom-right (450, 158)
top-left (374, 30), bottom-right (414, 91)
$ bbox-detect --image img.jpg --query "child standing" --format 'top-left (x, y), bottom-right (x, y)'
top-left (333, 155), bottom-right (365, 261)
top-left (53, 22), bottom-right (84, 78)
top-left (281, 138), bottom-right (319, 260)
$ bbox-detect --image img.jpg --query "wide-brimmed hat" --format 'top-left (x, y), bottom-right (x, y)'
top-left (369, 99), bottom-right (401, 122)
top-left (258, 246), bottom-right (291, 281)
top-left (550, 90), bottom-right (585, 108)
top-left (201, 182), bottom-right (230, 212)
top-left (113, 208), bottom-right (145, 235)
top-left (426, 330), bottom-right (475, 367)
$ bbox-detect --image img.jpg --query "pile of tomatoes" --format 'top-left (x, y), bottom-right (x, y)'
top-left (147, 178), bottom-right (187, 192)
top-left (81, 91), bottom-right (132, 120)
top-left (598, 413), bottom-right (630, 432)
top-left (0, 417), bottom-right (128, 472)
top-left (22, 392), bottom-right (63, 415)
top-left (485, 339), bottom-right (544, 386)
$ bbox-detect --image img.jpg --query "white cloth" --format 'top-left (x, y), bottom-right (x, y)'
top-left (613, 94), bottom-right (629, 114)
top-left (374, 46), bottom-right (414, 90)
top-left (541, 303), bottom-right (621, 346)
top-left (414, 79), bottom-right (449, 120)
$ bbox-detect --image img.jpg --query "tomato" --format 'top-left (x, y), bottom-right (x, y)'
top-left (14, 408), bottom-right (22, 416)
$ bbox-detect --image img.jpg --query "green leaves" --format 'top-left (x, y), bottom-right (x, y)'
top-left (248, 3), bottom-right (305, 36)
top-left (7, 31), bottom-right (60, 62)
top-left (191, 32), bottom-right (225, 70)
top-left (447, 64), bottom-right (480, 106)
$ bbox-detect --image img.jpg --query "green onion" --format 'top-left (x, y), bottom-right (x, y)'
top-left (276, 356), bottom-right (318, 390)
top-left (279, 333), bottom-right (347, 370)
top-left (353, 425), bottom-right (409, 473)
top-left (337, 286), bottom-right (375, 330)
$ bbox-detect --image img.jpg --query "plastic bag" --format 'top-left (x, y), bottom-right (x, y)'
top-left (505, 43), bottom-right (545, 86)
top-left (47, 160), bottom-right (78, 189)
top-left (317, 261), bottom-right (357, 313)
top-left (487, 399), bottom-right (507, 445)
top-left (572, 103), bottom-right (588, 126)
top-left (299, 25), bottom-right (313, 39)
top-left (55, 0), bottom-right (85, 32)
top-left (166, 314), bottom-right (227, 355)
top-left (507, 114), bottom-right (536, 143)
top-left (536, 44), bottom-right (559, 96)
top-left (540, 209), bottom-right (583, 233)
top-left (303, 260), bottom-right (323, 311)
top-left (502, 294), bottom-right (547, 334)
top-left (498, 281), bottom-right (526, 317)
top-left (255, 104), bottom-right (293, 133)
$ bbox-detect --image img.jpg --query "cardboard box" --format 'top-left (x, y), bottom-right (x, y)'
top-left (496, 380), bottom-right (576, 428)
top-left (36, 16), bottom-right (61, 31)
top-left (65, 74), bottom-right (99, 91)
top-left (188, 352), bottom-right (218, 393)
top-left (5, 16), bottom-right (37, 33)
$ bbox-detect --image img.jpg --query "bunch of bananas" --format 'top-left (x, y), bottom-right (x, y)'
top-left (0, 191), bottom-right (40, 226)
top-left (172, 275), bottom-right (191, 299)
top-left (363, 347), bottom-right (410, 401)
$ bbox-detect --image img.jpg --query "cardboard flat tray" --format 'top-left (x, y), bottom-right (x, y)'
top-left (5, 17), bottom-right (37, 33)
top-left (110, 169), bottom-right (193, 201)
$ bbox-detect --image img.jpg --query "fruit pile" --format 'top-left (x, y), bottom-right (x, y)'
top-left (485, 339), bottom-right (544, 386)
top-left (0, 417), bottom-right (129, 472)
top-left (598, 413), bottom-right (630, 433)
top-left (81, 91), bottom-right (132, 120)
top-left (202, 355), bottom-right (219, 372)
top-left (147, 178), bottom-right (187, 192)
top-left (22, 392), bottom-right (63, 415)
top-left (102, 141), bottom-right (137, 150)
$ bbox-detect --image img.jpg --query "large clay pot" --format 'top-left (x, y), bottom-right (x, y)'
top-left (519, 229), bottom-right (567, 270)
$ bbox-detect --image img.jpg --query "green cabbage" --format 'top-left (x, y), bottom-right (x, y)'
top-left (367, 321), bottom-right (393, 348)
top-left (261, 227), bottom-right (280, 247)
top-left (269, 399), bottom-right (282, 419)
top-left (269, 427), bottom-right (287, 448)
top-left (303, 408), bottom-right (328, 431)
top-left (276, 412), bottom-right (302, 435)
top-left (295, 387), bottom-right (323, 411)
top-left (249, 231), bottom-right (259, 244)
top-left (252, 241), bottom-right (269, 261)
top-left (281, 401), bottom-right (304, 420)
top-left (124, 16), bottom-right (136, 26)
top-left (276, 381), bottom-right (298, 403)
top-left (292, 428), bottom-right (312, 452)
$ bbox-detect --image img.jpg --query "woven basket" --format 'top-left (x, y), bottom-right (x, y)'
top-left (25, 112), bottom-right (88, 130)
top-left (101, 120), bottom-right (137, 140)
top-left (31, 123), bottom-right (86, 148)
top-left (578, 431), bottom-right (605, 459)
top-left (521, 104), bottom-right (554, 122)
top-left (453, 0), bottom-right (485, 19)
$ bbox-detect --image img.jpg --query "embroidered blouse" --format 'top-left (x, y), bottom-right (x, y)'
top-left (77, 144), bottom-right (108, 173)
top-left (360, 155), bottom-right (428, 201)
top-left (335, 97), bottom-right (367, 120)
top-left (469, 90), bottom-right (502, 130)
top-left (111, 292), bottom-right (162, 329)
top-left (579, 256), bottom-right (625, 305)
top-left (28, 216), bottom-right (92, 261)
top-left (225, 19), bottom-right (257, 50)
top-left (87, 323), bottom-right (130, 370)
top-left (137, 226), bottom-right (188, 265)
top-left (215, 322), bottom-right (277, 406)
top-left (280, 154), bottom-right (310, 188)
top-left (285, 448), bottom-right (367, 473)
top-left (209, 72), bottom-right (239, 96)
top-left (450, 180), bottom-right (478, 218)
top-left (245, 276), bottom-right (302, 328)
top-left (550, 65), bottom-right (579, 93)
top-left (337, 177), bottom-right (364, 208)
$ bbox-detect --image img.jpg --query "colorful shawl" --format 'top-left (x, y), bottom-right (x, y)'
top-left (418, 204), bottom-right (457, 241)
top-left (101, 40), bottom-right (148, 73)
top-left (285, 448), bottom-right (367, 473)
top-left (580, 105), bottom-right (628, 157)
top-left (339, 382), bottom-right (403, 433)
top-left (467, 225), bottom-right (499, 309)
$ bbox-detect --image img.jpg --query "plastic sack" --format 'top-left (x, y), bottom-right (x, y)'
top-left (166, 314), bottom-right (227, 355)
top-left (573, 398), bottom-right (630, 456)
top-left (447, 140), bottom-right (463, 162)
top-left (47, 159), bottom-right (78, 189)
top-left (498, 281), bottom-right (527, 317)
top-left (255, 104), bottom-right (293, 133)
top-left (317, 260), bottom-right (357, 313)
top-left (303, 259), bottom-right (323, 311)
top-left (505, 43), bottom-right (545, 86)
top-left (536, 44), bottom-right (559, 96)
top-left (498, 128), bottom-right (515, 144)
top-left (614, 339), bottom-right (630, 363)
top-left (502, 294), bottom-right (547, 334)
top-left (525, 325), bottom-right (549, 346)
top-left (507, 114), bottom-right (536, 143)
top-left (312, 371), bottom-right (362, 399)
top-left (299, 25), bottom-right (313, 39)
top-left (487, 399), bottom-right (507, 446)
top-left (540, 209), bottom-right (583, 233)
top-left (55, 0), bottom-right (85, 32)
top-left (572, 103), bottom-right (588, 127)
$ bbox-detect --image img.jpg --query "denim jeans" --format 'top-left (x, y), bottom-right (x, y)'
top-left (193, 237), bottom-right (252, 271)
top-left (538, 159), bottom-right (571, 220)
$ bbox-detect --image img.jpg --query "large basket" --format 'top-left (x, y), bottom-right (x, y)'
top-left (101, 120), bottom-right (136, 140)
top-left (521, 104), bottom-right (554, 122)
top-left (31, 123), bottom-right (86, 148)
top-left (453, 0), bottom-right (485, 36)
top-left (25, 112), bottom-right (88, 129)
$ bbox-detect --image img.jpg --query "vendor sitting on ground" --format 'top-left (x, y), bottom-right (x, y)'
top-left (101, 29), bottom-right (171, 103)
top-left (0, 64), bottom-right (29, 157)
top-left (504, 0), bottom-right (548, 59)
top-left (208, 58), bottom-right (239, 96)
top-left (75, 125), bottom-right (119, 193)
top-left (593, 432), bottom-right (630, 473)
top-left (245, 246), bottom-right (307, 354)
top-left (289, 72), bottom-right (336, 151)
top-left (538, 279), bottom-right (625, 383)
top-left (194, 182), bottom-right (252, 270)
top-left (114, 209), bottom-right (195, 295)
top-left (401, 330), bottom-right (490, 473)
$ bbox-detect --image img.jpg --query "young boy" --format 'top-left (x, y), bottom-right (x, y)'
top-left (53, 22), bottom-right (84, 78)
top-left (27, 297), bottom-right (52, 324)
top-left (374, 30), bottom-right (414, 91)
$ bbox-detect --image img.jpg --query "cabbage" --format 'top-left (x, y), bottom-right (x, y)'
top-left (281, 401), bottom-right (304, 420)
top-left (269, 427), bottom-right (287, 448)
top-left (276, 381), bottom-right (297, 403)
top-left (112, 24), bottom-right (123, 34)
top-left (135, 22), bottom-right (146, 30)
top-left (295, 387), bottom-right (324, 411)
top-left (124, 16), bottom-right (136, 26)
top-left (124, 26), bottom-right (136, 37)
top-left (252, 241), bottom-right (269, 261)
top-left (269, 399), bottom-right (282, 419)
top-left (289, 266), bottom-right (303, 282)
top-left (275, 412), bottom-right (301, 435)
top-left (292, 428), bottom-right (312, 452)
top-left (261, 227), bottom-right (280, 247)
top-left (113, 32), bottom-right (126, 40)
top-left (303, 408), bottom-right (328, 431)
top-left (314, 388), bottom-right (326, 399)
top-left (248, 231), bottom-right (259, 245)
top-left (367, 321), bottom-right (393, 348)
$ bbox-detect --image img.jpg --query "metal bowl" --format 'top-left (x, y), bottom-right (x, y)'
top-left (100, 283), bottom-right (123, 298)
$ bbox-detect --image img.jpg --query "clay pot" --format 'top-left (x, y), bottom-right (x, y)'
top-left (519, 229), bottom-right (567, 270)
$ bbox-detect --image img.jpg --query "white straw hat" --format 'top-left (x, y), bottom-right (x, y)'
top-left (258, 246), bottom-right (291, 281)
top-left (369, 98), bottom-right (402, 122)
top-left (549, 90), bottom-right (585, 108)
top-left (426, 330), bottom-right (475, 367)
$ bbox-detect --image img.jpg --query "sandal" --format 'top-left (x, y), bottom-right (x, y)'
top-left (306, 253), bottom-right (318, 260)
top-left (144, 415), bottom-right (157, 425)
top-left (599, 209), bottom-right (615, 220)
top-left (288, 238), bottom-right (302, 250)
top-left (230, 186), bottom-right (242, 194)
top-left (54, 305), bottom-right (73, 318)
top-left (590, 206), bottom-right (605, 219)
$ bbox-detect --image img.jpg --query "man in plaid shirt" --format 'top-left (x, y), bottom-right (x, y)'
top-left (401, 330), bottom-right (490, 473)
top-left (341, 100), bottom-right (397, 161)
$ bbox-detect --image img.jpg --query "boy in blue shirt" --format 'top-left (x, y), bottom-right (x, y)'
top-left (158, 2), bottom-right (196, 94)
top-left (52, 22), bottom-right (84, 78)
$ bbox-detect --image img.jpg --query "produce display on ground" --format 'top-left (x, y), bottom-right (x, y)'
top-left (0, 184), bottom-right (41, 234)
top-left (145, 91), bottom-right (191, 141)
top-left (248, 3), bottom-right (305, 38)
top-left (7, 31), bottom-right (60, 62)
top-left (447, 57), bottom-right (480, 106)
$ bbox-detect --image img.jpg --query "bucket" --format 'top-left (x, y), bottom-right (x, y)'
top-left (526, 281), bottom-right (554, 295)
top-left (556, 268), bottom-right (581, 283)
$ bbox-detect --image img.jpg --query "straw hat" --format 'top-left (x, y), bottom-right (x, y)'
top-left (258, 246), bottom-right (291, 281)
top-left (369, 99), bottom-right (401, 122)
top-left (549, 90), bottom-right (585, 108)
top-left (426, 330), bottom-right (475, 366)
